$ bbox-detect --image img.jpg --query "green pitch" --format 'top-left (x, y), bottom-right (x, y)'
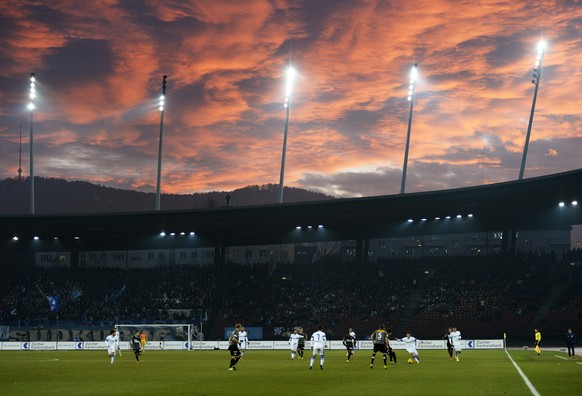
top-left (0, 349), bottom-right (580, 395)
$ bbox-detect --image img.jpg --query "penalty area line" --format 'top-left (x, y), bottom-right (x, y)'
top-left (504, 349), bottom-right (541, 396)
top-left (554, 355), bottom-right (568, 360)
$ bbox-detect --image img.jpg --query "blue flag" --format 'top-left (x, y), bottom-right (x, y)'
top-left (47, 295), bottom-right (59, 313)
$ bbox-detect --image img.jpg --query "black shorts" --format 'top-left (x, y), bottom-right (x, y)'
top-left (298, 344), bottom-right (305, 350)
top-left (229, 344), bottom-right (241, 357)
top-left (346, 346), bottom-right (354, 352)
top-left (373, 344), bottom-right (387, 353)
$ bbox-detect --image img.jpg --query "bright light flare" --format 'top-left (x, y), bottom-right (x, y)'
top-left (285, 66), bottom-right (296, 99)
top-left (407, 64), bottom-right (418, 102)
top-left (159, 94), bottom-right (165, 112)
top-left (537, 40), bottom-right (546, 53)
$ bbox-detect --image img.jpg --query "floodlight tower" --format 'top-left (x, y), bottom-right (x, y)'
top-left (277, 66), bottom-right (295, 204)
top-left (28, 73), bottom-right (36, 214)
top-left (155, 75), bottom-right (167, 211)
top-left (519, 40), bottom-right (545, 180)
top-left (400, 63), bottom-right (418, 194)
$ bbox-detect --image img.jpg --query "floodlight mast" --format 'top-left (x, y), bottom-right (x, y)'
top-left (29, 73), bottom-right (36, 214)
top-left (155, 75), bottom-right (167, 211)
top-left (277, 66), bottom-right (295, 204)
top-left (400, 63), bottom-right (418, 194)
top-left (519, 41), bottom-right (545, 180)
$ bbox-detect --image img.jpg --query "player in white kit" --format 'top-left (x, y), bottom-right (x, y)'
top-left (238, 326), bottom-right (249, 356)
top-left (113, 325), bottom-right (121, 356)
top-left (450, 327), bottom-right (462, 362)
top-left (105, 329), bottom-right (117, 364)
top-left (309, 325), bottom-right (327, 370)
top-left (397, 331), bottom-right (421, 364)
top-left (289, 329), bottom-right (301, 360)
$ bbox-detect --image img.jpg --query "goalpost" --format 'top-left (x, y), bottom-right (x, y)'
top-left (116, 324), bottom-right (194, 351)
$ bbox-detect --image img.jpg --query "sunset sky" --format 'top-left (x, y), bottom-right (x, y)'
top-left (0, 0), bottom-right (581, 198)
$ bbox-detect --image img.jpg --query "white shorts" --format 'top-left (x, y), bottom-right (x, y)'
top-left (406, 347), bottom-right (418, 355)
top-left (107, 346), bottom-right (116, 355)
top-left (312, 343), bottom-right (325, 355)
top-left (290, 342), bottom-right (299, 351)
top-left (239, 341), bottom-right (247, 350)
top-left (453, 343), bottom-right (462, 351)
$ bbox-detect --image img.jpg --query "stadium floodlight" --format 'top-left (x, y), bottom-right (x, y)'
top-left (277, 65), bottom-right (296, 204)
top-left (519, 40), bottom-right (546, 180)
top-left (189, 231), bottom-right (195, 236)
top-left (435, 217), bottom-right (440, 220)
top-left (295, 226), bottom-right (301, 230)
top-left (401, 63), bottom-right (418, 194)
top-left (407, 219), bottom-right (413, 223)
top-left (160, 231), bottom-right (166, 236)
top-left (12, 236), bottom-right (19, 241)
top-left (421, 218), bottom-right (427, 221)
top-left (170, 232), bottom-right (175, 236)
top-left (155, 75), bottom-right (168, 211)
top-left (445, 215), bottom-right (451, 219)
top-left (33, 236), bottom-right (39, 240)
top-left (573, 201), bottom-right (578, 206)
top-left (29, 72), bottom-right (36, 214)
top-left (559, 202), bottom-right (565, 207)
top-left (456, 214), bottom-right (462, 218)
top-left (318, 224), bottom-right (324, 228)
top-left (468, 213), bottom-right (474, 218)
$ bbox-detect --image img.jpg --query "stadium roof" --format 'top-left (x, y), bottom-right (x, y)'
top-left (1, 169), bottom-right (581, 252)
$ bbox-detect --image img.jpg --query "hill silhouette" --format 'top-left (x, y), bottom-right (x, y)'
top-left (0, 177), bottom-right (334, 215)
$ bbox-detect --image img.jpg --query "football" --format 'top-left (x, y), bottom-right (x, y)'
top-left (408, 358), bottom-right (413, 364)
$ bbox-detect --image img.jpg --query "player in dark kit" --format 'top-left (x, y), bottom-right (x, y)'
top-left (228, 323), bottom-right (242, 371)
top-left (297, 327), bottom-right (307, 360)
top-left (130, 331), bottom-right (142, 362)
top-left (343, 330), bottom-right (356, 362)
top-left (444, 327), bottom-right (454, 360)
top-left (370, 324), bottom-right (389, 369)
top-left (386, 328), bottom-right (398, 364)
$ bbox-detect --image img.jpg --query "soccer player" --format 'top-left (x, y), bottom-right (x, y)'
top-left (289, 329), bottom-right (301, 360)
top-left (309, 325), bottom-right (326, 370)
top-left (397, 331), bottom-right (420, 364)
top-left (349, 327), bottom-right (357, 351)
top-left (105, 329), bottom-right (117, 365)
top-left (369, 324), bottom-right (389, 369)
top-left (140, 331), bottom-right (147, 351)
top-left (534, 328), bottom-right (542, 356)
top-left (387, 328), bottom-right (398, 364)
top-left (130, 331), bottom-right (142, 362)
top-left (343, 329), bottom-right (356, 362)
top-left (228, 323), bottom-right (243, 371)
top-left (113, 325), bottom-right (121, 357)
top-left (297, 327), bottom-right (307, 359)
top-left (450, 327), bottom-right (462, 362)
top-left (238, 326), bottom-right (249, 357)
top-left (444, 327), bottom-right (453, 360)
top-left (566, 328), bottom-right (576, 358)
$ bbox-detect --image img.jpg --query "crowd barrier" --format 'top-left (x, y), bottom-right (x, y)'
top-left (0, 339), bottom-right (504, 351)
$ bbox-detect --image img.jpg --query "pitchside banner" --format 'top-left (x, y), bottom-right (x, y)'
top-left (30, 342), bottom-right (57, 350)
top-left (0, 339), bottom-right (503, 351)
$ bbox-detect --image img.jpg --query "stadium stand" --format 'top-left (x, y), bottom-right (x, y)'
top-left (1, 252), bottom-right (581, 343)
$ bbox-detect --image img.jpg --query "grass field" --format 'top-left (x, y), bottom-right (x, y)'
top-left (0, 349), bottom-right (581, 395)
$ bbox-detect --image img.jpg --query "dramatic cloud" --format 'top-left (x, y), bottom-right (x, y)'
top-left (0, 0), bottom-right (581, 198)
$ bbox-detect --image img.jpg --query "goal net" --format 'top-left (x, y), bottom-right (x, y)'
top-left (116, 324), bottom-right (194, 350)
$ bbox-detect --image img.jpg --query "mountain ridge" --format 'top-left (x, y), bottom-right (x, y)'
top-left (0, 177), bottom-right (335, 215)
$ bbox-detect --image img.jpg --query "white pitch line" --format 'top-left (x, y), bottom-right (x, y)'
top-left (504, 349), bottom-right (541, 396)
top-left (577, 362), bottom-right (582, 366)
top-left (555, 355), bottom-right (568, 360)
